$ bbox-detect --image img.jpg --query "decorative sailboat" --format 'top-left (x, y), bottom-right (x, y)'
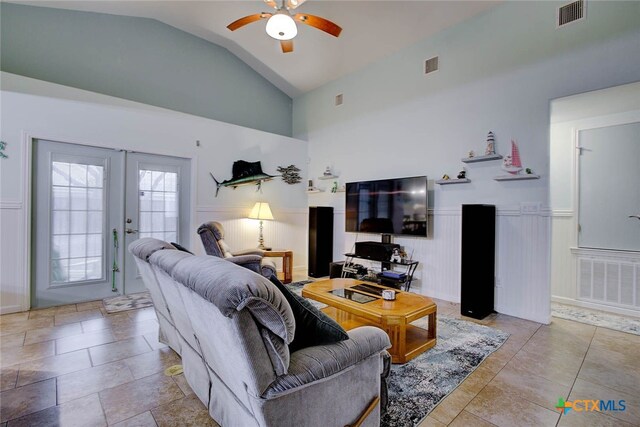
top-left (502, 140), bottom-right (523, 175)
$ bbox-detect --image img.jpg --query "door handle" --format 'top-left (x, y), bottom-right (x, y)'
top-left (629, 214), bottom-right (640, 221)
top-left (125, 228), bottom-right (139, 234)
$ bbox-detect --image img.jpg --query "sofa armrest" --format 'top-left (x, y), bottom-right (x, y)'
top-left (225, 254), bottom-right (263, 275)
top-left (262, 326), bottom-right (390, 398)
top-left (232, 248), bottom-right (266, 257)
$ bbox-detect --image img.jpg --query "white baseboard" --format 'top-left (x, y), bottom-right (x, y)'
top-left (552, 296), bottom-right (640, 319)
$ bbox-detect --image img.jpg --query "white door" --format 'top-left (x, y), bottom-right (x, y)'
top-left (578, 122), bottom-right (640, 251)
top-left (123, 153), bottom-right (191, 294)
top-left (33, 140), bottom-right (125, 307)
top-left (32, 140), bottom-right (191, 307)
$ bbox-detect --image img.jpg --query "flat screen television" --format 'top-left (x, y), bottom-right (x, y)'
top-left (345, 176), bottom-right (428, 236)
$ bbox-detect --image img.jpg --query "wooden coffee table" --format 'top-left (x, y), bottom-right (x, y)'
top-left (302, 278), bottom-right (437, 364)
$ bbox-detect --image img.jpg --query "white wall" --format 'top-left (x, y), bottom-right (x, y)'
top-left (294, 2), bottom-right (640, 323)
top-left (549, 82), bottom-right (640, 314)
top-left (0, 72), bottom-right (308, 314)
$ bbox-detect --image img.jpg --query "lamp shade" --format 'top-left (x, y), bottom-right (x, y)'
top-left (248, 202), bottom-right (274, 220)
top-left (265, 13), bottom-right (297, 41)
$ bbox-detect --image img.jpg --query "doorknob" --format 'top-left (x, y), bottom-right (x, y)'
top-left (125, 228), bottom-right (138, 234)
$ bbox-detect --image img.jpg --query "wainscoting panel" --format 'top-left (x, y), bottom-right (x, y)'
top-left (333, 206), bottom-right (551, 323)
top-left (550, 213), bottom-right (576, 300)
top-left (0, 201), bottom-right (28, 313)
top-left (194, 207), bottom-right (308, 271)
top-left (495, 210), bottom-right (551, 323)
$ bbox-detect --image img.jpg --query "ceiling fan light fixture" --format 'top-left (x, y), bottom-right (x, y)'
top-left (266, 13), bottom-right (297, 40)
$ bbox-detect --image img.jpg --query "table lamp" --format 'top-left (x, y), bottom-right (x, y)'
top-left (248, 202), bottom-right (274, 250)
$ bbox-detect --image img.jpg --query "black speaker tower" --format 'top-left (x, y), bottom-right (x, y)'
top-left (308, 207), bottom-right (333, 278)
top-left (460, 204), bottom-right (496, 320)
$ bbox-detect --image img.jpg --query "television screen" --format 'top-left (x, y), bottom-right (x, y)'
top-left (345, 176), bottom-right (428, 236)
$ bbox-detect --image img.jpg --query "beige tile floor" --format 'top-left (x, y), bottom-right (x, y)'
top-left (1, 285), bottom-right (638, 426)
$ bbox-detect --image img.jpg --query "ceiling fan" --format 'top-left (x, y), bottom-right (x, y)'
top-left (227, 0), bottom-right (342, 53)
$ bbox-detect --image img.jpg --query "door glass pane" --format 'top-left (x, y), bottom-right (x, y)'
top-left (138, 169), bottom-right (179, 243)
top-left (50, 161), bottom-right (105, 283)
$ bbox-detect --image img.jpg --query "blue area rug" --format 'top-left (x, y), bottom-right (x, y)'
top-left (552, 302), bottom-right (640, 335)
top-left (286, 280), bottom-right (509, 426)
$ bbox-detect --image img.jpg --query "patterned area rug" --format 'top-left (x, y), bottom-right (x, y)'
top-left (552, 302), bottom-right (640, 335)
top-left (103, 291), bottom-right (153, 313)
top-left (286, 280), bottom-right (509, 426)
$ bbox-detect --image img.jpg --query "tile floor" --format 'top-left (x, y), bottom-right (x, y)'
top-left (1, 292), bottom-right (638, 426)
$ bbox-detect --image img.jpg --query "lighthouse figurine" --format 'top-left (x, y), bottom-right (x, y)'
top-left (485, 131), bottom-right (496, 155)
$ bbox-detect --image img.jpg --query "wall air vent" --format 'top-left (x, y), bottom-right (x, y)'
top-left (558, 0), bottom-right (586, 27)
top-left (424, 56), bottom-right (439, 75)
top-left (335, 93), bottom-right (343, 106)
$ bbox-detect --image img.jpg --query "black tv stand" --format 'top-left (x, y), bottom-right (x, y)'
top-left (341, 253), bottom-right (419, 291)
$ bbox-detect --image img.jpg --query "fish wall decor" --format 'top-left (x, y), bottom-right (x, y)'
top-left (210, 160), bottom-right (277, 197)
top-left (277, 165), bottom-right (302, 184)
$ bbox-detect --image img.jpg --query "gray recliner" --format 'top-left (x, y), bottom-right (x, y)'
top-left (129, 237), bottom-right (391, 427)
top-left (198, 221), bottom-right (277, 278)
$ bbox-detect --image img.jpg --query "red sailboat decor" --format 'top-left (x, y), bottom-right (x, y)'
top-left (502, 140), bottom-right (523, 175)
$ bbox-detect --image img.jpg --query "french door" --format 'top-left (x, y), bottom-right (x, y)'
top-left (32, 140), bottom-right (190, 308)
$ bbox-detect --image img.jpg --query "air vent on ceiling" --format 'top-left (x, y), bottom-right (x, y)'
top-left (335, 93), bottom-right (343, 106)
top-left (558, 0), bottom-right (585, 27)
top-left (424, 56), bottom-right (439, 75)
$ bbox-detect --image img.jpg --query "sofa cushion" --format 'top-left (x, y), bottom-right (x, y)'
top-left (129, 237), bottom-right (176, 261)
top-left (170, 256), bottom-right (295, 344)
top-left (149, 250), bottom-right (193, 274)
top-left (269, 277), bottom-right (348, 352)
top-left (263, 326), bottom-right (390, 398)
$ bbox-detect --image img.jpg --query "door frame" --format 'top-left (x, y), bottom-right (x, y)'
top-left (568, 115), bottom-right (640, 314)
top-left (22, 131), bottom-right (196, 310)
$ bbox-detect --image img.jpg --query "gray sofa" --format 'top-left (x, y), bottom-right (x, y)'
top-left (198, 221), bottom-right (277, 278)
top-left (129, 238), bottom-right (391, 427)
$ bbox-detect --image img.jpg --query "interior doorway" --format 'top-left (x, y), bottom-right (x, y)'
top-left (32, 139), bottom-right (191, 308)
top-left (550, 82), bottom-right (640, 317)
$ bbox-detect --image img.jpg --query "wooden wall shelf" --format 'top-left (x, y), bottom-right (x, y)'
top-left (436, 178), bottom-right (471, 185)
top-left (494, 174), bottom-right (540, 181)
top-left (461, 154), bottom-right (503, 163)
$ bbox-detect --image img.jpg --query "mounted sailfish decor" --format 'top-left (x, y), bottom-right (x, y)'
top-left (211, 160), bottom-right (277, 197)
top-left (502, 140), bottom-right (523, 175)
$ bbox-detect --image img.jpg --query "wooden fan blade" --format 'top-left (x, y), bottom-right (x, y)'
top-left (263, 0), bottom-right (278, 10)
top-left (227, 13), bottom-right (271, 31)
top-left (280, 40), bottom-right (294, 53)
top-left (294, 14), bottom-right (342, 37)
top-left (286, 0), bottom-right (307, 10)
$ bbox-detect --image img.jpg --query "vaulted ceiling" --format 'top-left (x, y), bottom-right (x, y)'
top-left (14, 1), bottom-right (501, 97)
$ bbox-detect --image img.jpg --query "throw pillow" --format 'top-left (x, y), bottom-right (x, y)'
top-left (269, 276), bottom-right (348, 352)
top-left (171, 242), bottom-right (194, 255)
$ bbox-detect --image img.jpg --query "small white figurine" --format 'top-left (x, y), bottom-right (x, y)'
top-left (468, 150), bottom-right (475, 158)
top-left (323, 166), bottom-right (333, 176)
top-left (390, 248), bottom-right (402, 263)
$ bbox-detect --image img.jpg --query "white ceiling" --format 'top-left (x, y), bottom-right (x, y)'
top-left (14, 1), bottom-right (501, 97)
